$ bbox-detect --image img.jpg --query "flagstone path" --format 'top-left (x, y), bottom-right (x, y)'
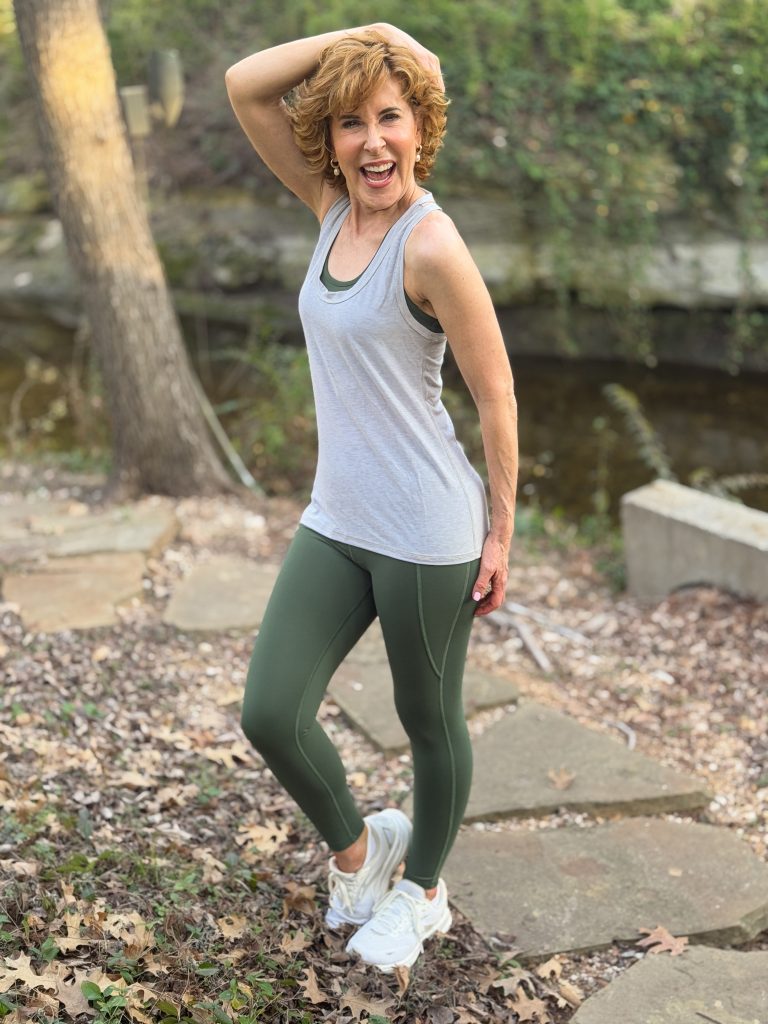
top-left (1, 495), bottom-right (767, 1020)
top-left (570, 944), bottom-right (768, 1024)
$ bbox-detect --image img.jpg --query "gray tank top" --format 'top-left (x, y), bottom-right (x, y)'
top-left (297, 190), bottom-right (489, 564)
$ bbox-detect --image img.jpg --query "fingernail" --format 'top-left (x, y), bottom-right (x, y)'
top-left (473, 591), bottom-right (481, 601)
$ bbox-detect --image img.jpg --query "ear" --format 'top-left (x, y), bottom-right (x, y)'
top-left (413, 105), bottom-right (424, 146)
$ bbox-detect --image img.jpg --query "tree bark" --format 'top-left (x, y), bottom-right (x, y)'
top-left (12, 0), bottom-right (241, 500)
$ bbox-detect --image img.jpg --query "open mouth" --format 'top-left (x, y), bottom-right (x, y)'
top-left (360, 161), bottom-right (396, 186)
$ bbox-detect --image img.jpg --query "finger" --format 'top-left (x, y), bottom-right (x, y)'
top-left (471, 572), bottom-right (492, 603)
top-left (473, 573), bottom-right (506, 616)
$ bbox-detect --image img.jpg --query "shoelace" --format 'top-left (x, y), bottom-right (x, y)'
top-left (369, 888), bottom-right (424, 935)
top-left (328, 862), bottom-right (369, 911)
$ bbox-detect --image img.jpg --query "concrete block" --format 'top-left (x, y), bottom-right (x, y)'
top-left (620, 479), bottom-right (768, 602)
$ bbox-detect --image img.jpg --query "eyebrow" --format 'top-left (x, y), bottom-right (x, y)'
top-left (337, 105), bottom-right (402, 119)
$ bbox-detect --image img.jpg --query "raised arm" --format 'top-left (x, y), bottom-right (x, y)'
top-left (225, 24), bottom-right (444, 220)
top-left (224, 28), bottom-right (365, 218)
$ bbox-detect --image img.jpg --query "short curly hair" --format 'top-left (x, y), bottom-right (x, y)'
top-left (285, 29), bottom-right (449, 191)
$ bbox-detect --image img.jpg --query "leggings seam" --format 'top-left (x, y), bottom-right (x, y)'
top-left (294, 583), bottom-right (372, 846)
top-left (410, 561), bottom-right (472, 886)
top-left (415, 565), bottom-right (440, 678)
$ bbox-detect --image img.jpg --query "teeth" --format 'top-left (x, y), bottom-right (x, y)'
top-left (363, 162), bottom-right (395, 172)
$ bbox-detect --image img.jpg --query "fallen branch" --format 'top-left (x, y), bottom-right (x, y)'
top-left (509, 613), bottom-right (554, 674)
top-left (504, 601), bottom-right (592, 644)
top-left (603, 719), bottom-right (637, 750)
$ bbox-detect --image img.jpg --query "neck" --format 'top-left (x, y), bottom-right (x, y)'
top-left (345, 182), bottom-right (426, 235)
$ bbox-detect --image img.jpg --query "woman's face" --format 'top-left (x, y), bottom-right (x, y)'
top-left (328, 74), bottom-right (422, 211)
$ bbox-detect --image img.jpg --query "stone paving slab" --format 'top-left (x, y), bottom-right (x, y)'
top-left (443, 817), bottom-right (768, 961)
top-left (328, 620), bottom-right (520, 754)
top-left (0, 498), bottom-right (178, 566)
top-left (571, 944), bottom-right (768, 1024)
top-left (0, 499), bottom-right (72, 566)
top-left (2, 552), bottom-right (146, 631)
top-left (163, 556), bottom-right (279, 631)
top-left (462, 702), bottom-right (711, 821)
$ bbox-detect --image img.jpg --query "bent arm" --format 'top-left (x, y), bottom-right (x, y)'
top-left (407, 214), bottom-right (518, 613)
top-left (225, 27), bottom-right (372, 215)
top-left (225, 28), bottom-right (364, 106)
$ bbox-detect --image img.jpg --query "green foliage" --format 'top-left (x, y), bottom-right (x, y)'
top-left (602, 380), bottom-right (768, 504)
top-left (602, 382), bottom-right (675, 480)
top-left (212, 334), bottom-right (317, 496)
top-left (80, 981), bottom-right (128, 1024)
top-left (3, 1), bottom-right (768, 362)
top-left (107, 0), bottom-right (768, 363)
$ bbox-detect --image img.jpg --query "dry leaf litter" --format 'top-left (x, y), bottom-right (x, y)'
top-left (0, 459), bottom-right (766, 1024)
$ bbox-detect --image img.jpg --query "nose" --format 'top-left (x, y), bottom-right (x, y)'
top-left (364, 121), bottom-right (385, 151)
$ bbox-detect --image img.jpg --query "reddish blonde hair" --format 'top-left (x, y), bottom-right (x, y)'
top-left (286, 29), bottom-right (449, 190)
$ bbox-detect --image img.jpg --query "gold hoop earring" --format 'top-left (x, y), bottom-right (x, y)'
top-left (330, 157), bottom-right (340, 177)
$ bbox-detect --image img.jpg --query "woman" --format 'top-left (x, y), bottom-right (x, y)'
top-left (225, 22), bottom-right (518, 973)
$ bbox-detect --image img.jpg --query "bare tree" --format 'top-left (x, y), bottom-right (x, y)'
top-left (12, 0), bottom-right (243, 500)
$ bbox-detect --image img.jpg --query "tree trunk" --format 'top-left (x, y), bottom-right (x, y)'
top-left (12, 0), bottom-right (241, 501)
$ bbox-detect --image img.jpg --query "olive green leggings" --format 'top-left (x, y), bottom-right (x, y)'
top-left (241, 523), bottom-right (480, 888)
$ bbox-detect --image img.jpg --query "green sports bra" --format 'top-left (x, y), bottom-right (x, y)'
top-left (320, 250), bottom-right (444, 334)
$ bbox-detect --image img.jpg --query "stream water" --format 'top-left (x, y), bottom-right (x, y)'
top-left (1, 319), bottom-right (766, 523)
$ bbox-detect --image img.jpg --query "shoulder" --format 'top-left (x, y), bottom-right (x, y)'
top-left (317, 183), bottom-right (349, 225)
top-left (406, 208), bottom-right (474, 279)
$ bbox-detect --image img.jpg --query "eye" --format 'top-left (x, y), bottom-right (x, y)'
top-left (340, 118), bottom-right (359, 129)
top-left (383, 112), bottom-right (400, 121)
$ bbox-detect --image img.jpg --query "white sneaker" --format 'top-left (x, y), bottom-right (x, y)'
top-left (325, 808), bottom-right (412, 929)
top-left (345, 877), bottom-right (452, 972)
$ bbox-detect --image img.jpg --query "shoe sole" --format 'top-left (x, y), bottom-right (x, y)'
top-left (353, 905), bottom-right (453, 973)
top-left (325, 808), bottom-right (412, 929)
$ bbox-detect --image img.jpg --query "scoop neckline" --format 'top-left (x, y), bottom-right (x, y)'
top-left (318, 191), bottom-right (433, 302)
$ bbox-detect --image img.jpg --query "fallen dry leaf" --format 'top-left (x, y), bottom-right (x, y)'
top-left (236, 819), bottom-right (291, 853)
top-left (0, 860), bottom-right (39, 878)
top-left (636, 924), bottom-right (689, 956)
top-left (298, 965), bottom-right (327, 1005)
top-left (199, 742), bottom-right (253, 768)
top-left (557, 978), bottom-right (584, 1006)
top-left (339, 986), bottom-right (396, 1020)
top-left (491, 968), bottom-right (533, 997)
top-left (547, 767), bottom-right (576, 790)
top-left (282, 881), bottom-right (317, 918)
top-left (0, 953), bottom-right (59, 994)
top-left (216, 914), bottom-right (247, 940)
top-left (534, 956), bottom-right (563, 981)
top-left (509, 987), bottom-right (552, 1023)
top-left (454, 1010), bottom-right (482, 1023)
top-left (280, 930), bottom-right (310, 954)
top-left (109, 771), bottom-right (157, 790)
top-left (393, 963), bottom-right (410, 995)
top-left (52, 973), bottom-right (92, 1018)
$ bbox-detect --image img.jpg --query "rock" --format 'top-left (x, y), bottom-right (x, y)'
top-left (444, 817), bottom-right (768, 960)
top-left (163, 555), bottom-right (279, 631)
top-left (571, 944), bottom-right (768, 1024)
top-left (0, 498), bottom-right (178, 568)
top-left (621, 479), bottom-right (768, 602)
top-left (461, 702), bottom-right (710, 821)
top-left (328, 620), bottom-right (520, 755)
top-left (2, 552), bottom-right (146, 631)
